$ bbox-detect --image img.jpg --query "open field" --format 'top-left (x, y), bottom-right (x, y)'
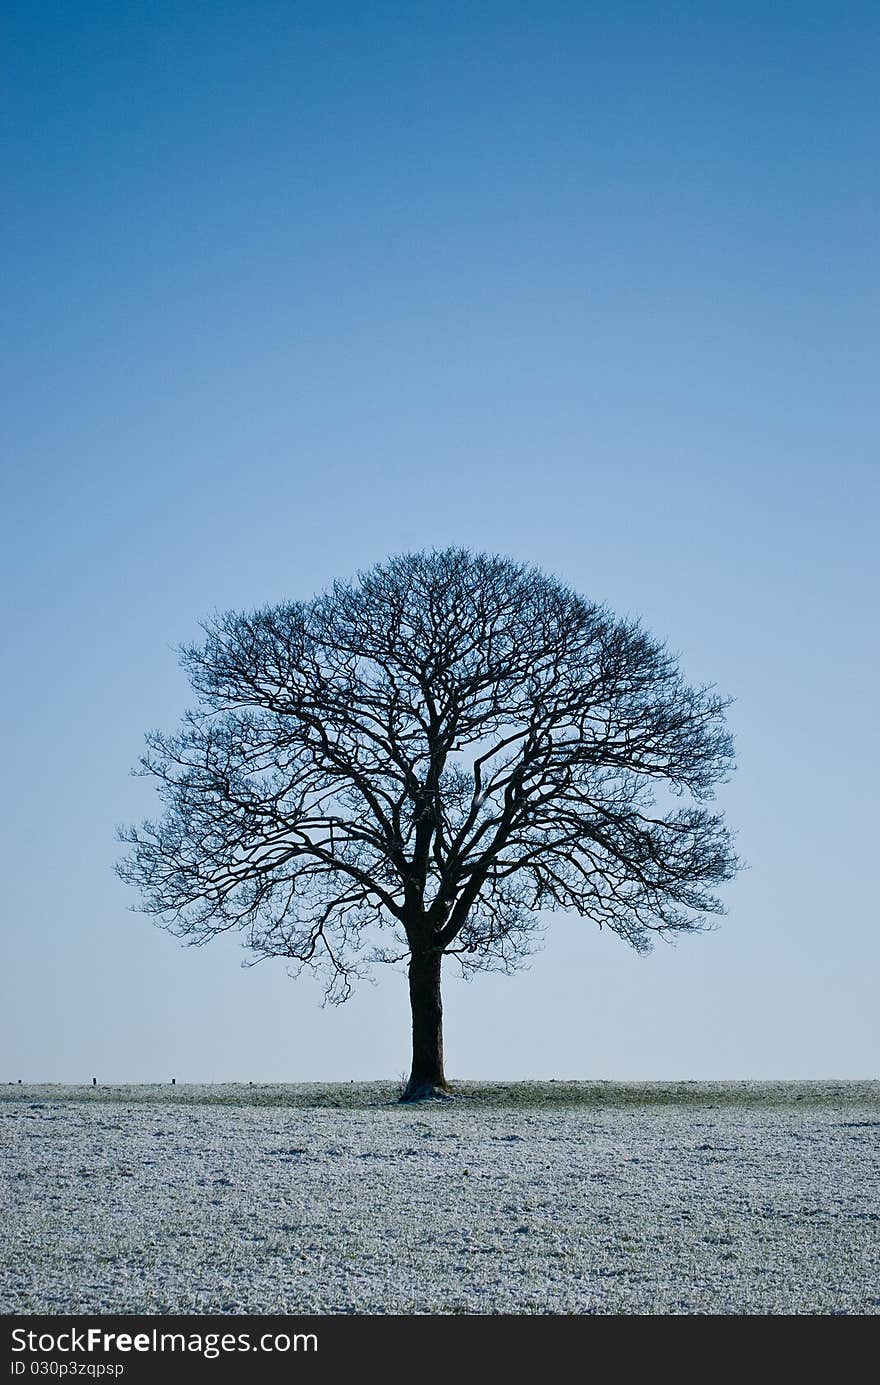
top-left (2, 1082), bottom-right (878, 1314)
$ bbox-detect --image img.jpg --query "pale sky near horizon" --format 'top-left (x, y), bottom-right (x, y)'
top-left (2, 1), bottom-right (877, 1082)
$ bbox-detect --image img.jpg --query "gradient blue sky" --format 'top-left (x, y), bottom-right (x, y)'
top-left (2, 1), bottom-right (877, 1081)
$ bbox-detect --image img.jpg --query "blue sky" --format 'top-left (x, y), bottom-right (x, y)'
top-left (2, 1), bottom-right (877, 1081)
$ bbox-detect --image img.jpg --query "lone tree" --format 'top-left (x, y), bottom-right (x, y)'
top-left (118, 549), bottom-right (738, 1100)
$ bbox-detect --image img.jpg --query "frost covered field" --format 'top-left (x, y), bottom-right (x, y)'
top-left (2, 1082), bottom-right (879, 1315)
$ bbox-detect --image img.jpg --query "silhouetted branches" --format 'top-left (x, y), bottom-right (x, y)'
top-left (118, 548), bottom-right (738, 1001)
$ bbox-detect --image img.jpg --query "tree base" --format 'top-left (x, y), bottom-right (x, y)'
top-left (399, 1079), bottom-right (454, 1103)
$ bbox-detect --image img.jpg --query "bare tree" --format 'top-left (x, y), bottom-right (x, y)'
top-left (118, 549), bottom-right (738, 1100)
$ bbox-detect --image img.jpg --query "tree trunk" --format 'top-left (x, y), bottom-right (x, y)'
top-left (401, 947), bottom-right (451, 1101)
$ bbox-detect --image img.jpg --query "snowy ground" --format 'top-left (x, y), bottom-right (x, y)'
top-left (2, 1082), bottom-right (878, 1315)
